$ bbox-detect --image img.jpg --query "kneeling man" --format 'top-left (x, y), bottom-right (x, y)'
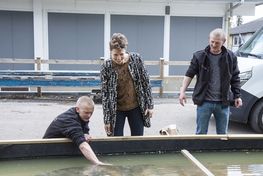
top-left (43, 96), bottom-right (106, 165)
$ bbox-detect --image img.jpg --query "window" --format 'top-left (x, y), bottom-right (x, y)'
top-left (233, 35), bottom-right (242, 46)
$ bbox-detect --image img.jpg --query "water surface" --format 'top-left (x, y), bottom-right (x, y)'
top-left (1, 151), bottom-right (262, 176)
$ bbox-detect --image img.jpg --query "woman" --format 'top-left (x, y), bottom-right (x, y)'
top-left (101, 33), bottom-right (154, 136)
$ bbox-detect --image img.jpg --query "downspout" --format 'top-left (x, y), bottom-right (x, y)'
top-left (226, 0), bottom-right (245, 13)
top-left (225, 0), bottom-right (245, 48)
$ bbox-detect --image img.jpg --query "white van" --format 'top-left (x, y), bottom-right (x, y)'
top-left (230, 26), bottom-right (263, 133)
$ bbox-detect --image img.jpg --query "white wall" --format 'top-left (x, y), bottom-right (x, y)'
top-left (1, 0), bottom-right (253, 16)
top-left (0, 0), bottom-right (256, 72)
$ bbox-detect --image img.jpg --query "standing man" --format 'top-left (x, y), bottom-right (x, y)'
top-left (43, 96), bottom-right (106, 165)
top-left (179, 28), bottom-right (242, 134)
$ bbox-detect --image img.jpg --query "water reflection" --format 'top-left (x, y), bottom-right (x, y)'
top-left (37, 165), bottom-right (179, 176)
top-left (84, 165), bottom-right (156, 176)
top-left (40, 164), bottom-right (263, 176)
top-left (248, 164), bottom-right (263, 174)
top-left (227, 164), bottom-right (263, 176)
top-left (3, 152), bottom-right (263, 176)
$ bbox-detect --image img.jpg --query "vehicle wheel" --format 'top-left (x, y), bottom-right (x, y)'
top-left (249, 100), bottom-right (263, 133)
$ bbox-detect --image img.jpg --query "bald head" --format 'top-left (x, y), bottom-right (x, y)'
top-left (76, 96), bottom-right (94, 108)
top-left (76, 96), bottom-right (94, 122)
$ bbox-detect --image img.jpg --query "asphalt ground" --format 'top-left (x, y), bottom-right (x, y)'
top-left (0, 98), bottom-right (255, 140)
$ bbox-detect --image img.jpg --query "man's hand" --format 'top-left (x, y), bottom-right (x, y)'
top-left (84, 134), bottom-right (92, 142)
top-left (179, 91), bottom-right (187, 106)
top-left (144, 109), bottom-right (153, 118)
top-left (79, 142), bottom-right (107, 165)
top-left (235, 98), bottom-right (243, 108)
top-left (95, 161), bottom-right (112, 166)
top-left (179, 77), bottom-right (192, 106)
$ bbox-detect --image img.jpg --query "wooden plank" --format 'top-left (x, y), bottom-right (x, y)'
top-left (0, 75), bottom-right (162, 88)
top-left (0, 138), bottom-right (71, 145)
top-left (0, 79), bottom-right (101, 87)
top-left (228, 134), bottom-right (263, 139)
top-left (0, 70), bottom-right (100, 77)
top-left (181, 149), bottom-right (215, 176)
top-left (0, 58), bottom-right (35, 64)
top-left (1, 87), bottom-right (29, 91)
top-left (0, 58), bottom-right (103, 65)
top-left (0, 135), bottom-right (224, 145)
top-left (1, 136), bottom-right (263, 159)
top-left (0, 58), bottom-right (191, 66)
top-left (2, 135), bottom-right (263, 145)
top-left (143, 60), bottom-right (190, 66)
top-left (165, 61), bottom-right (190, 66)
top-left (42, 59), bottom-right (103, 65)
top-left (2, 134), bottom-right (263, 145)
top-left (150, 79), bottom-right (162, 88)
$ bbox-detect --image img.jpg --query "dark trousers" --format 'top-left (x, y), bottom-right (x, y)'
top-left (114, 107), bottom-right (144, 136)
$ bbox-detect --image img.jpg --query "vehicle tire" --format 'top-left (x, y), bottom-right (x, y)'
top-left (249, 100), bottom-right (263, 133)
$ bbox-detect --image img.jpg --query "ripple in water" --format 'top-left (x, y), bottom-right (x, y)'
top-left (36, 165), bottom-right (177, 176)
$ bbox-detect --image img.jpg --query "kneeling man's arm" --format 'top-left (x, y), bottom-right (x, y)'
top-left (79, 141), bottom-right (105, 165)
top-left (79, 142), bottom-right (107, 165)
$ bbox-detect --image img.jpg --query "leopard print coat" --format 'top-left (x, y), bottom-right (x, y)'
top-left (100, 52), bottom-right (153, 131)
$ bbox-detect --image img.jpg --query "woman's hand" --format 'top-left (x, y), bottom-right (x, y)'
top-left (144, 109), bottom-right (153, 118)
top-left (104, 124), bottom-right (112, 136)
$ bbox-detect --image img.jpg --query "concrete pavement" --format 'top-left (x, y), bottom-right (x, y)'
top-left (0, 98), bottom-right (255, 140)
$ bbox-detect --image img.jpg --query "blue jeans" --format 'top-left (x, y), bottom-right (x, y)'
top-left (114, 107), bottom-right (144, 136)
top-left (196, 101), bottom-right (230, 134)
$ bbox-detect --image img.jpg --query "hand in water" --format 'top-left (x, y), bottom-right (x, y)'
top-left (96, 161), bottom-right (112, 166)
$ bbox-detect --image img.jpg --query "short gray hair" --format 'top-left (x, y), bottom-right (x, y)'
top-left (209, 28), bottom-right (226, 41)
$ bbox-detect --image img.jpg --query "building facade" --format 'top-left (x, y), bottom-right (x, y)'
top-left (0, 0), bottom-right (258, 75)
